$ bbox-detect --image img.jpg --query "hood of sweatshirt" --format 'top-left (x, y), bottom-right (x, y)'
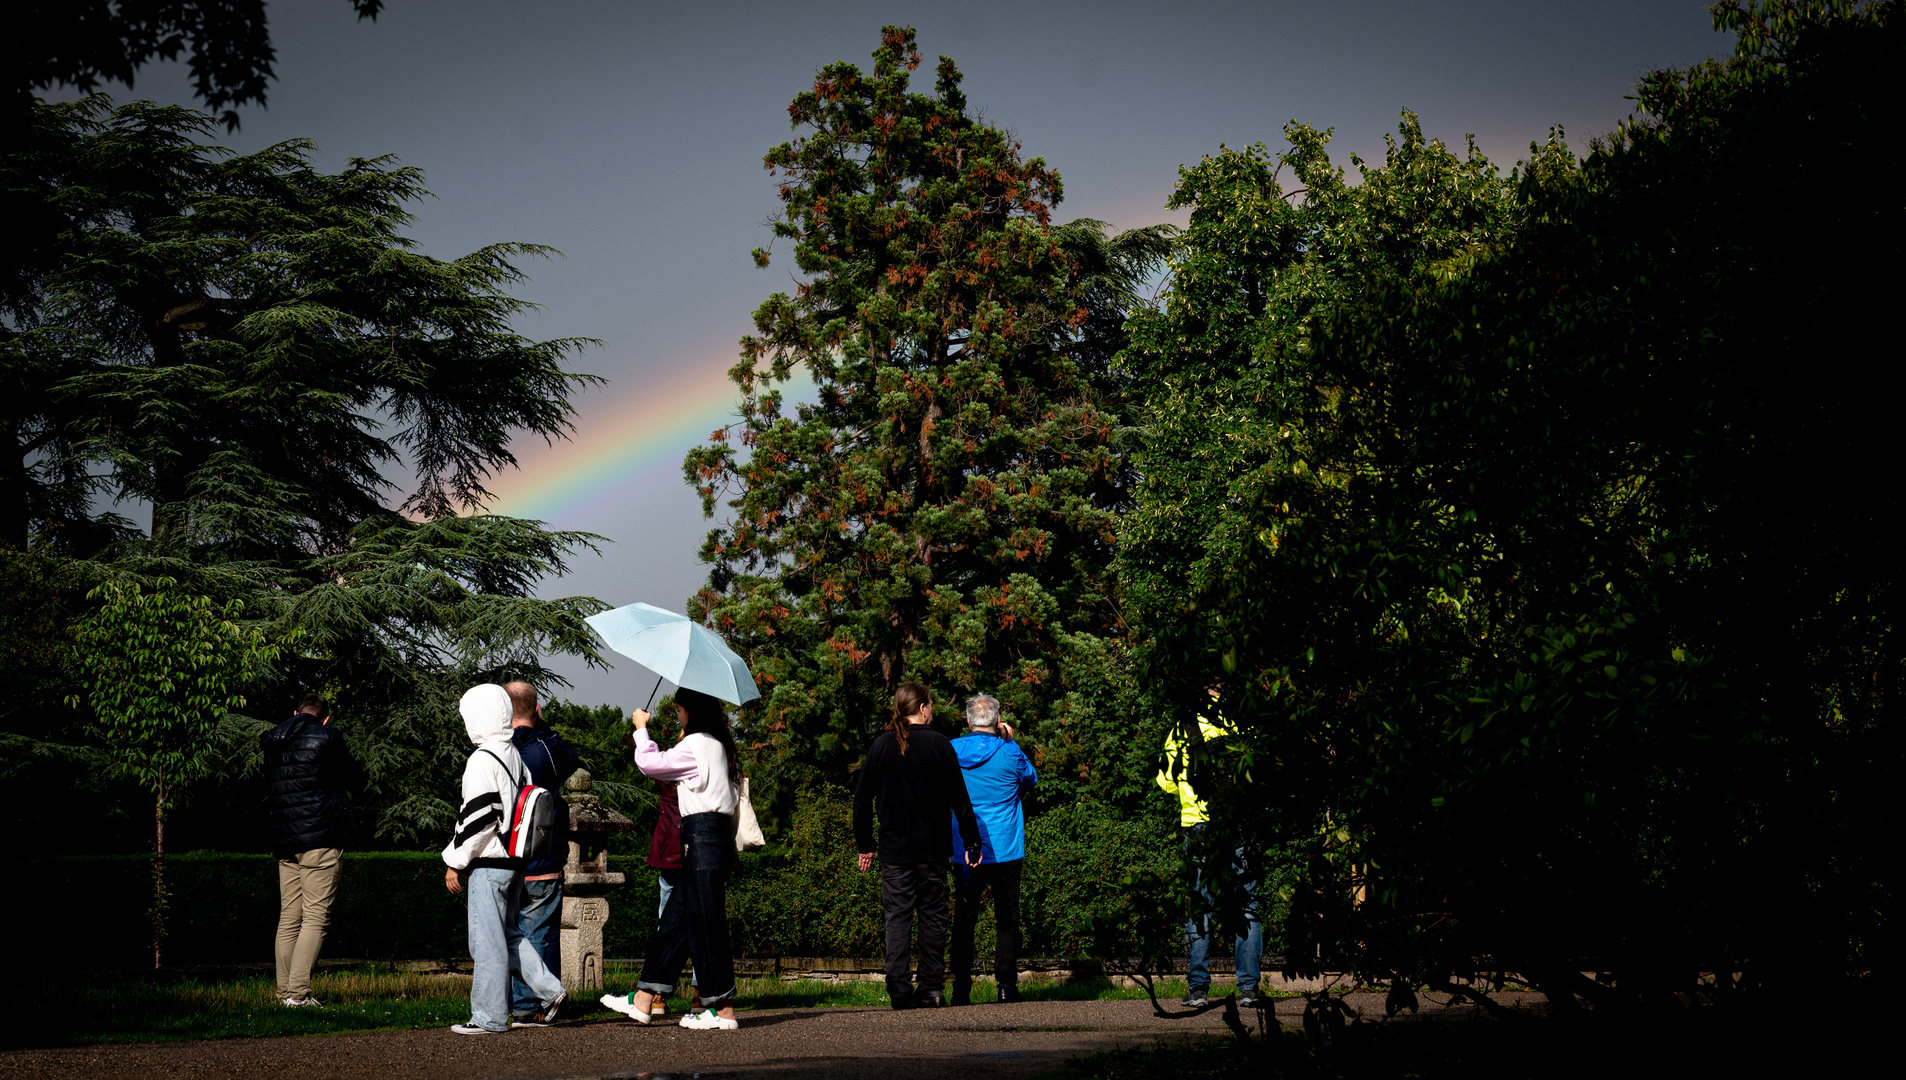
top-left (460, 684), bottom-right (514, 746)
top-left (954, 731), bottom-right (1008, 768)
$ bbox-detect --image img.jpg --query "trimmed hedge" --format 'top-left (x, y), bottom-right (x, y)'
top-left (29, 851), bottom-right (689, 969)
top-left (37, 799), bottom-right (1190, 970)
top-left (33, 852), bottom-right (469, 969)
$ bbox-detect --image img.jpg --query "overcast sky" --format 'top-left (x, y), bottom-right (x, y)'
top-left (89, 0), bottom-right (1728, 707)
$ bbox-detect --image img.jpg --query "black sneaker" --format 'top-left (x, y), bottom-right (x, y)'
top-left (890, 989), bottom-right (917, 1011)
top-left (998, 985), bottom-right (1022, 1004)
top-left (915, 990), bottom-right (945, 1008)
top-left (1236, 991), bottom-right (1263, 1008)
top-left (1181, 990), bottom-right (1209, 1007)
top-left (513, 988), bottom-right (566, 1027)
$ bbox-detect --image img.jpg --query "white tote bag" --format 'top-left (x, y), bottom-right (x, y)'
top-left (733, 776), bottom-right (766, 852)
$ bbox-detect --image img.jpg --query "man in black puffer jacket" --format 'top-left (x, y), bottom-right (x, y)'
top-left (262, 694), bottom-right (360, 1007)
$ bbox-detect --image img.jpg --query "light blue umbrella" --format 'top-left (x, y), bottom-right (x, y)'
top-left (584, 602), bottom-right (761, 709)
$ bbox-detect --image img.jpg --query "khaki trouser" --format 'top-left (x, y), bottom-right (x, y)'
top-left (276, 848), bottom-right (342, 998)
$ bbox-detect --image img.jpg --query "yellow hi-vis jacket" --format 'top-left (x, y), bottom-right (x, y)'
top-left (1156, 713), bottom-right (1232, 827)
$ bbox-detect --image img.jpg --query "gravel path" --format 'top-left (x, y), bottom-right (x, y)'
top-left (0, 993), bottom-right (1544, 1079)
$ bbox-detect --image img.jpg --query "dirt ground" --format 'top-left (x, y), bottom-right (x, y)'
top-left (0, 993), bottom-right (1545, 1079)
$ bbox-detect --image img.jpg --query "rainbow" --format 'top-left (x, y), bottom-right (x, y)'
top-left (486, 354), bottom-right (819, 530)
top-left (487, 356), bottom-right (743, 528)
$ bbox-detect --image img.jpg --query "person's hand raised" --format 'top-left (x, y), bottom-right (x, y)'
top-left (998, 720), bottom-right (1015, 739)
top-left (632, 709), bottom-right (651, 730)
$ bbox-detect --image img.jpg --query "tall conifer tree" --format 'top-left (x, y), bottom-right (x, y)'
top-left (1, 96), bottom-right (606, 846)
top-left (685, 27), bottom-right (1167, 792)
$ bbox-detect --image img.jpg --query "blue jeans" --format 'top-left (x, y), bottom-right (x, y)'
top-left (1183, 826), bottom-right (1263, 995)
top-left (467, 867), bottom-right (564, 1031)
top-left (510, 878), bottom-right (564, 1016)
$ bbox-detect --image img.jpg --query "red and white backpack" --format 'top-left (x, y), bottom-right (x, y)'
top-left (479, 750), bottom-right (563, 862)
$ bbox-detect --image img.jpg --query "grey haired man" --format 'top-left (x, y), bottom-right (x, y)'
top-left (947, 693), bottom-right (1038, 1004)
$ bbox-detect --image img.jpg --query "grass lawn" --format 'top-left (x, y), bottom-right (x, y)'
top-left (10, 963), bottom-right (1231, 1048)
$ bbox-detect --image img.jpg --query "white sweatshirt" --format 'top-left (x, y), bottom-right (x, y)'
top-left (634, 729), bottom-right (738, 817)
top-left (442, 684), bottom-right (527, 870)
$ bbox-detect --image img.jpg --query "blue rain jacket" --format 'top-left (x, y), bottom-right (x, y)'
top-left (947, 732), bottom-right (1038, 864)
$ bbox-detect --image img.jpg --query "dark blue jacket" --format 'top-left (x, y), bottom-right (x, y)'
top-left (948, 732), bottom-right (1037, 864)
top-left (511, 725), bottom-right (580, 877)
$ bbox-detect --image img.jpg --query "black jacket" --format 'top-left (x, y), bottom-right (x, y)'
top-left (853, 725), bottom-right (980, 865)
top-left (262, 713), bottom-right (358, 857)
top-left (510, 724), bottom-right (580, 877)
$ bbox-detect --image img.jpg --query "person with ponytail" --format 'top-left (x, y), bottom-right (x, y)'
top-left (853, 683), bottom-right (982, 1009)
top-left (603, 687), bottom-right (743, 1030)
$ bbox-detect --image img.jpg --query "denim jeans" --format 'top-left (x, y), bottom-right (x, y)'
top-left (467, 867), bottom-right (564, 1031)
top-left (1182, 826), bottom-right (1263, 994)
top-left (510, 878), bottom-right (564, 1016)
top-left (637, 812), bottom-right (734, 1006)
top-left (881, 861), bottom-right (950, 1001)
top-left (656, 870), bottom-right (695, 988)
top-left (951, 858), bottom-right (1021, 998)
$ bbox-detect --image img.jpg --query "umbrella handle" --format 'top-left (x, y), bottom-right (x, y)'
top-left (643, 674), bottom-right (662, 712)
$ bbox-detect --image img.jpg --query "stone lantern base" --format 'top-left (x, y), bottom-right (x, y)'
top-left (560, 893), bottom-right (611, 991)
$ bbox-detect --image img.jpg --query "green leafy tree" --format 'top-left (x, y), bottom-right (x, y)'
top-left (4, 96), bottom-right (608, 850)
top-left (1113, 113), bottom-right (1527, 974)
top-left (13, 1), bottom-right (385, 129)
top-left (1137, 0), bottom-right (1899, 1007)
top-left (1118, 116), bottom-right (1519, 633)
top-left (71, 577), bottom-right (278, 965)
top-left (684, 26), bottom-right (1168, 811)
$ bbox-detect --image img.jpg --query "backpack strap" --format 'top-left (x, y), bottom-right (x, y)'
top-left (478, 747), bottom-right (528, 787)
top-left (476, 748), bottom-right (527, 843)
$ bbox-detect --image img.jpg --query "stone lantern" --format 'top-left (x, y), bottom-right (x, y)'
top-left (560, 768), bottom-right (634, 992)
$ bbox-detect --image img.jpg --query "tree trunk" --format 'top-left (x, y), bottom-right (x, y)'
top-left (152, 780), bottom-right (166, 969)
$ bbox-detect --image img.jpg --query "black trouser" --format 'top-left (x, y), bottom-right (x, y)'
top-left (637, 812), bottom-right (736, 1006)
top-left (880, 861), bottom-right (950, 1001)
top-left (951, 858), bottom-right (1022, 998)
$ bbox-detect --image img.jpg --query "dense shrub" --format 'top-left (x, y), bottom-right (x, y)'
top-left (1021, 800), bottom-right (1181, 958)
top-left (724, 791), bottom-right (886, 957)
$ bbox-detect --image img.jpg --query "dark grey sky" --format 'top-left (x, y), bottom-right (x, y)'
top-left (91, 0), bottom-right (1727, 706)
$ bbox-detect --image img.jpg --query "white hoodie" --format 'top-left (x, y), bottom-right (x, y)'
top-left (441, 683), bottom-right (528, 871)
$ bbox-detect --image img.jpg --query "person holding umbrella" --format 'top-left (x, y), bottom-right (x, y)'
top-left (607, 687), bottom-right (742, 1030)
top-left (584, 599), bottom-right (766, 1031)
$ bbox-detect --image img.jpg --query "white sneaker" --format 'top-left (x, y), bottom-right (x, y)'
top-left (599, 991), bottom-right (653, 1024)
top-left (677, 1008), bottom-right (738, 1031)
top-left (449, 1023), bottom-right (498, 1035)
top-left (281, 996), bottom-right (320, 1007)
